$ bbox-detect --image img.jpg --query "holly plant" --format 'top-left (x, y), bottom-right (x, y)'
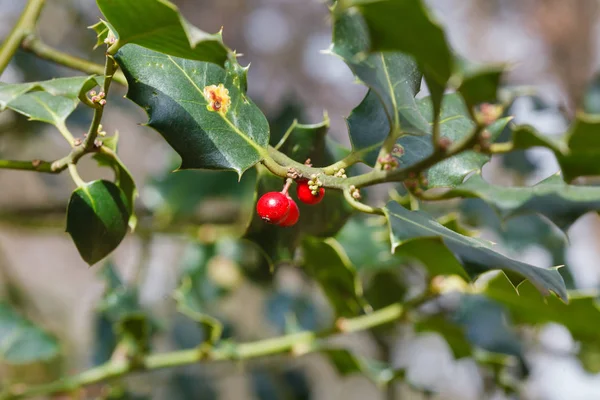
top-left (2, 0), bottom-right (600, 398)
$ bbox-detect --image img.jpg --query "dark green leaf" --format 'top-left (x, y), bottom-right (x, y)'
top-left (395, 237), bottom-right (468, 280)
top-left (350, 93), bottom-right (510, 187)
top-left (331, 9), bottom-right (427, 133)
top-left (443, 172), bottom-right (600, 231)
top-left (511, 116), bottom-right (600, 182)
top-left (96, 0), bottom-right (229, 66)
top-left (484, 272), bottom-right (600, 345)
top-left (335, 216), bottom-right (397, 270)
top-left (0, 303), bottom-right (59, 365)
top-left (345, 90), bottom-right (392, 164)
top-left (458, 67), bottom-right (504, 109)
top-left (301, 237), bottom-right (366, 318)
top-left (66, 180), bottom-right (130, 265)
top-left (454, 295), bottom-right (524, 360)
top-left (413, 94), bottom-right (511, 188)
top-left (348, 0), bottom-right (453, 98)
top-left (115, 45), bottom-right (269, 176)
top-left (94, 133), bottom-right (138, 230)
top-left (459, 199), bottom-right (574, 287)
top-left (384, 202), bottom-right (567, 299)
top-left (364, 270), bottom-right (406, 310)
top-left (274, 116), bottom-right (330, 163)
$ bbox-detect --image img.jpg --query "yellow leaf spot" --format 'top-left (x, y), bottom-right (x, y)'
top-left (203, 83), bottom-right (231, 114)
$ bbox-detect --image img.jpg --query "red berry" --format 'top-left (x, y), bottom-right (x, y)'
top-left (296, 180), bottom-right (325, 205)
top-left (257, 192), bottom-right (290, 224)
top-left (279, 197), bottom-right (299, 227)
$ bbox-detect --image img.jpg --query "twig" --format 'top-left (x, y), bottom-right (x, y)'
top-left (0, 0), bottom-right (45, 75)
top-left (0, 296), bottom-right (433, 400)
top-left (20, 35), bottom-right (127, 86)
top-left (82, 55), bottom-right (116, 151)
top-left (343, 189), bottom-right (384, 215)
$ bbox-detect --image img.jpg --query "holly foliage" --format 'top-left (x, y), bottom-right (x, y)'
top-left (1, 0), bottom-right (600, 398)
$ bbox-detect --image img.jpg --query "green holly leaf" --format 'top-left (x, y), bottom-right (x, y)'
top-left (90, 19), bottom-right (116, 49)
top-left (457, 67), bottom-right (504, 110)
top-left (510, 115), bottom-right (600, 182)
top-left (301, 237), bottom-right (366, 318)
top-left (115, 45), bottom-right (269, 176)
top-left (0, 76), bottom-right (102, 130)
top-left (395, 237), bottom-right (469, 281)
top-left (6, 92), bottom-right (77, 126)
top-left (345, 90), bottom-right (393, 164)
top-left (331, 9), bottom-right (427, 134)
top-left (0, 76), bottom-right (101, 110)
top-left (335, 216), bottom-right (396, 271)
top-left (364, 270), bottom-right (406, 311)
top-left (415, 94), bottom-right (511, 187)
top-left (96, 0), bottom-right (229, 66)
top-left (454, 295), bottom-right (525, 362)
top-left (484, 273), bottom-right (600, 345)
top-left (66, 180), bottom-right (130, 265)
top-left (384, 202), bottom-right (567, 300)
top-left (274, 116), bottom-right (330, 163)
top-left (94, 133), bottom-right (138, 230)
top-left (347, 0), bottom-right (453, 115)
top-left (441, 172), bottom-right (600, 231)
top-left (347, 93), bottom-right (509, 186)
top-left (0, 303), bottom-right (60, 366)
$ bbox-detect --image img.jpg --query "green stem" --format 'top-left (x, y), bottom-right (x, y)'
top-left (56, 121), bottom-right (75, 145)
top-left (262, 121), bottom-right (484, 191)
top-left (0, 143), bottom-right (96, 175)
top-left (343, 189), bottom-right (384, 215)
top-left (345, 123), bottom-right (487, 189)
top-left (374, 126), bottom-right (401, 170)
top-left (322, 151), bottom-right (362, 175)
top-left (0, 53), bottom-right (120, 177)
top-left (0, 159), bottom-right (54, 173)
top-left (337, 304), bottom-right (403, 332)
top-left (273, 119), bottom-right (298, 150)
top-left (82, 55), bottom-right (117, 152)
top-left (20, 36), bottom-right (127, 86)
top-left (0, 298), bottom-right (432, 400)
top-left (0, 0), bottom-right (45, 75)
top-left (431, 111), bottom-right (441, 148)
top-left (67, 163), bottom-right (85, 187)
top-left (488, 142), bottom-right (514, 154)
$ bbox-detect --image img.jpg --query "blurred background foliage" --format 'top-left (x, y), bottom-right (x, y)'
top-left (2, 0), bottom-right (600, 399)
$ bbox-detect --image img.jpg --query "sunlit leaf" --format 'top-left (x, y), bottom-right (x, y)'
top-left (115, 45), bottom-right (269, 176)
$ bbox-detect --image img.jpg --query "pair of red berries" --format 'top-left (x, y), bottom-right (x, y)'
top-left (256, 180), bottom-right (325, 227)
